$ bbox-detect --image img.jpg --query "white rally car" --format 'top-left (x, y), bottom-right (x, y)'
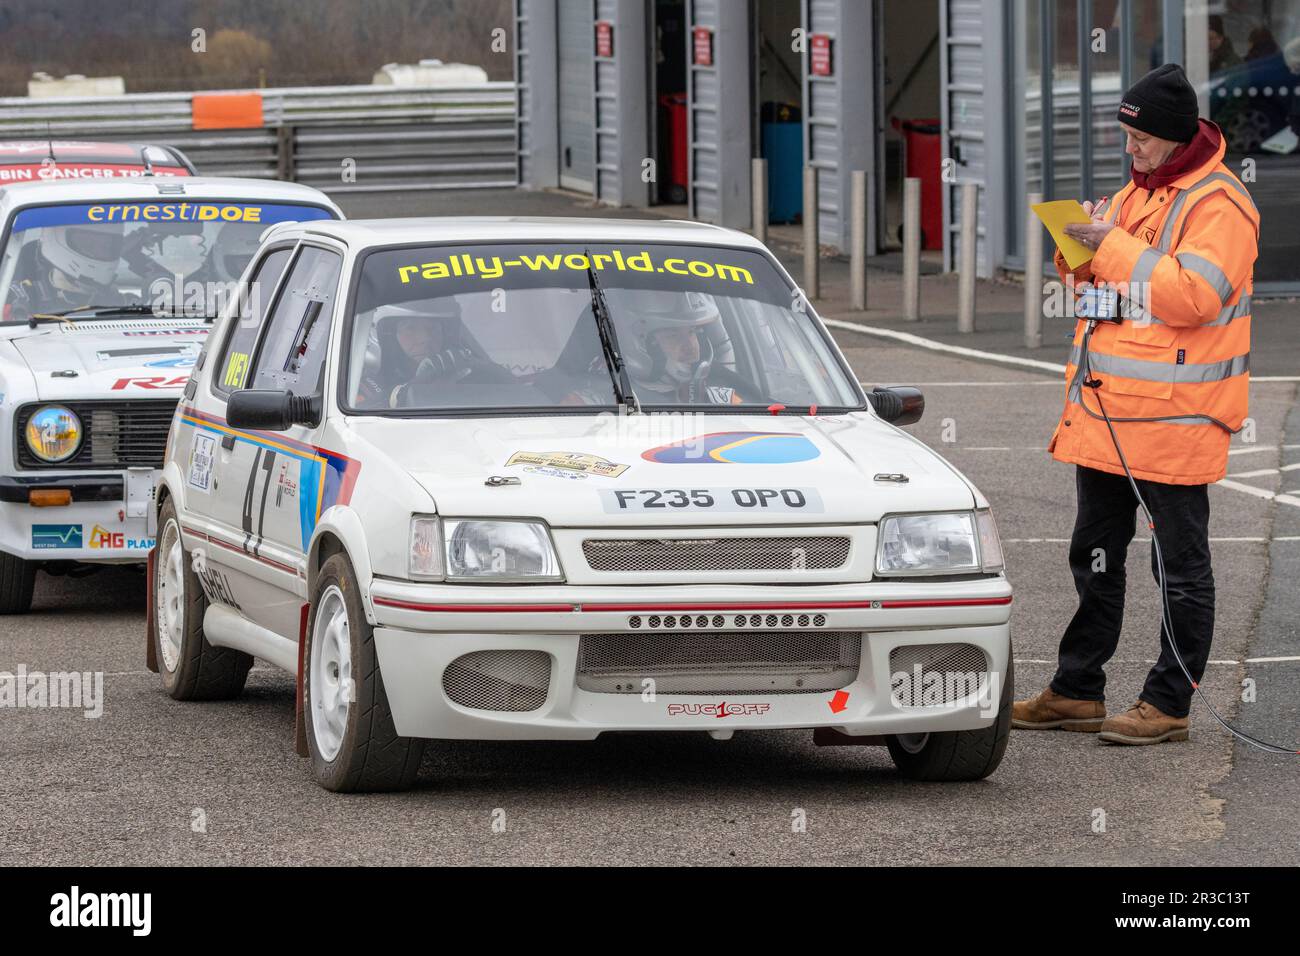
top-left (150, 217), bottom-right (1013, 791)
top-left (0, 177), bottom-right (341, 612)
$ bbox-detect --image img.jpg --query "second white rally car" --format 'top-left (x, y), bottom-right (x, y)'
top-left (0, 176), bottom-right (342, 612)
top-left (151, 217), bottom-right (1013, 791)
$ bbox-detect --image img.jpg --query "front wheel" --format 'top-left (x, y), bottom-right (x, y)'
top-left (886, 655), bottom-right (1013, 782)
top-left (303, 553), bottom-right (425, 792)
top-left (0, 550), bottom-right (36, 614)
top-left (153, 499), bottom-right (252, 700)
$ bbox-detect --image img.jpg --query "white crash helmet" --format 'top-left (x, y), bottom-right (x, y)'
top-left (211, 229), bottom-right (263, 283)
top-left (38, 225), bottom-right (122, 287)
top-left (614, 289), bottom-right (721, 388)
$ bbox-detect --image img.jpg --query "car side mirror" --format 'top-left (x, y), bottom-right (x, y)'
top-left (867, 386), bottom-right (925, 426)
top-left (226, 389), bottom-right (321, 431)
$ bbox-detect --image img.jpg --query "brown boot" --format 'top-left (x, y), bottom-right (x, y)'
top-left (1011, 687), bottom-right (1106, 732)
top-left (1098, 700), bottom-right (1189, 745)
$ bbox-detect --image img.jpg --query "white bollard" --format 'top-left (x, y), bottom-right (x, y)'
top-left (1024, 191), bottom-right (1044, 348)
top-left (957, 181), bottom-right (977, 333)
top-left (902, 177), bottom-right (921, 321)
top-left (752, 158), bottom-right (768, 244)
top-left (803, 166), bottom-right (819, 299)
top-left (851, 169), bottom-right (867, 311)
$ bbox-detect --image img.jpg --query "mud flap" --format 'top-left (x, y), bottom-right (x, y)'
top-left (145, 548), bottom-right (159, 673)
top-left (294, 602), bottom-right (309, 757)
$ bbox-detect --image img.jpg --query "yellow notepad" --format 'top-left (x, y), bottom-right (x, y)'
top-left (1031, 200), bottom-right (1096, 270)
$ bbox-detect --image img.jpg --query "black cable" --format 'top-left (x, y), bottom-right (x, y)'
top-left (1075, 322), bottom-right (1297, 754)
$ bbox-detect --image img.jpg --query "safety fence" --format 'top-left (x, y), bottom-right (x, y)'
top-left (0, 83), bottom-right (518, 194)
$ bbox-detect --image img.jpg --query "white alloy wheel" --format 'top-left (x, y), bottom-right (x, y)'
top-left (156, 518), bottom-right (185, 673)
top-left (310, 584), bottom-right (353, 762)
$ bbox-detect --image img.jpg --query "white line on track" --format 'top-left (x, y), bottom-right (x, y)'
top-left (1015, 657), bottom-right (1300, 665)
top-left (1228, 463), bottom-right (1300, 479)
top-left (1004, 537), bottom-right (1300, 543)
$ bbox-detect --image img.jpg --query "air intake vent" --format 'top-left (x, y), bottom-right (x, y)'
top-left (577, 630), bottom-right (861, 695)
top-left (583, 536), bottom-right (850, 572)
top-left (442, 650), bottom-right (551, 712)
top-left (888, 643), bottom-right (989, 707)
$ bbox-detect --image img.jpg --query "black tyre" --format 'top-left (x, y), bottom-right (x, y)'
top-left (0, 550), bottom-right (36, 614)
top-left (153, 498), bottom-right (252, 700)
top-left (303, 552), bottom-right (425, 792)
top-left (886, 653), bottom-right (1013, 782)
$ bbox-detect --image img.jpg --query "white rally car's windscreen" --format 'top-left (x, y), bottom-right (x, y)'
top-left (0, 200), bottom-right (335, 323)
top-left (346, 242), bottom-right (864, 413)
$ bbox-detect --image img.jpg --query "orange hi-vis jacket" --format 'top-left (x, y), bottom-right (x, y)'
top-left (1050, 133), bottom-right (1259, 486)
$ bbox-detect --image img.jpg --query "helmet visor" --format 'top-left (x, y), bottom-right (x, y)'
top-left (64, 227), bottom-right (125, 263)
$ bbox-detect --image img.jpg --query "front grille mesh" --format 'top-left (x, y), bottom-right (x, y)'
top-left (442, 650), bottom-right (551, 712)
top-left (889, 643), bottom-right (989, 706)
top-left (577, 630), bottom-right (862, 695)
top-left (582, 535), bottom-right (850, 572)
top-left (16, 399), bottom-right (177, 470)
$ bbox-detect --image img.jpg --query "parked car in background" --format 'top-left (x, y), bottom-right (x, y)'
top-left (0, 176), bottom-right (342, 612)
top-left (0, 140), bottom-right (197, 183)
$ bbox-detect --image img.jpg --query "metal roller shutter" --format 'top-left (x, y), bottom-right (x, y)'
top-left (558, 0), bottom-right (596, 193)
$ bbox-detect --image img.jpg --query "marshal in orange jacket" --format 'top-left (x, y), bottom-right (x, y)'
top-left (1049, 127), bottom-right (1259, 486)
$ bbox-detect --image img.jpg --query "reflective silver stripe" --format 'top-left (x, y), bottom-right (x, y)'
top-left (1073, 348), bottom-right (1249, 384)
top-left (1176, 252), bottom-right (1234, 303)
top-left (1123, 247), bottom-right (1162, 321)
top-left (1156, 173), bottom-right (1259, 252)
top-left (1148, 293), bottom-right (1252, 328)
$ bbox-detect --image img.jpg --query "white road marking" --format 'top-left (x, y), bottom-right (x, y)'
top-left (1227, 463), bottom-right (1300, 479)
top-left (1004, 537), bottom-right (1298, 543)
top-left (1215, 478), bottom-right (1300, 508)
top-left (1015, 657), bottom-right (1298, 665)
top-left (827, 319), bottom-right (1067, 373)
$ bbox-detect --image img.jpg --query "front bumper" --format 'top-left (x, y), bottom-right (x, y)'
top-left (0, 469), bottom-right (158, 562)
top-left (368, 578), bottom-right (1012, 741)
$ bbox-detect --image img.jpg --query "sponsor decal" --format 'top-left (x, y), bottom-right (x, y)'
top-left (31, 524), bottom-right (82, 549)
top-left (223, 352), bottom-right (250, 390)
top-left (144, 355), bottom-right (197, 369)
top-left (10, 202), bottom-right (334, 234)
top-left (111, 375), bottom-right (189, 390)
top-left (275, 462), bottom-right (298, 505)
top-left (187, 433), bottom-right (216, 492)
top-left (394, 248), bottom-right (756, 287)
top-left (667, 701), bottom-right (771, 718)
top-left (641, 431), bottom-right (820, 464)
top-left (600, 486), bottom-right (824, 514)
top-left (505, 450), bottom-right (629, 480)
top-left (196, 564), bottom-right (241, 612)
top-left (1119, 101), bottom-right (1141, 118)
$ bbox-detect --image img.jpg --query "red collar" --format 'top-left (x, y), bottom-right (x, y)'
top-left (1130, 119), bottom-right (1223, 190)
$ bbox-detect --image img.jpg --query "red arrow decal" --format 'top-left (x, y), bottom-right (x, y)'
top-left (828, 690), bottom-right (849, 714)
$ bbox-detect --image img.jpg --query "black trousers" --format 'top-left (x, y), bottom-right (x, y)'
top-left (1050, 465), bottom-right (1215, 718)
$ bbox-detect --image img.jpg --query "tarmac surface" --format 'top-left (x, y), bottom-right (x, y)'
top-left (1, 187), bottom-right (1296, 866)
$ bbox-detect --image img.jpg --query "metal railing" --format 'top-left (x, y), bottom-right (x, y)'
top-left (0, 82), bottom-right (518, 194)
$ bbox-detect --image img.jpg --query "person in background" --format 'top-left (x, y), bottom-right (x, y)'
top-left (1208, 15), bottom-right (1241, 74)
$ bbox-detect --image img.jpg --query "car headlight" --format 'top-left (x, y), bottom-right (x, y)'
top-left (25, 405), bottom-right (82, 463)
top-left (877, 510), bottom-right (1003, 576)
top-left (409, 517), bottom-right (564, 582)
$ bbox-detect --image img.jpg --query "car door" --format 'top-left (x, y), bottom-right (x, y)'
top-left (179, 241), bottom-right (294, 621)
top-left (201, 242), bottom-right (344, 638)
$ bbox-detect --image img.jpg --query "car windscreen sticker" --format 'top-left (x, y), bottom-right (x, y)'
top-left (641, 431), bottom-right (820, 464)
top-left (10, 202), bottom-right (335, 233)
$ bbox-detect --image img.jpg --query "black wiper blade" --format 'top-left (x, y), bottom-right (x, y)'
top-left (585, 251), bottom-right (639, 414)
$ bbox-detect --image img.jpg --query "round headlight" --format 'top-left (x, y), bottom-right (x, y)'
top-left (25, 405), bottom-right (82, 463)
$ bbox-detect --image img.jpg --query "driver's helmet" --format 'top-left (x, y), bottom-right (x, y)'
top-left (615, 289), bottom-right (721, 389)
top-left (37, 225), bottom-right (122, 289)
top-left (374, 298), bottom-right (465, 381)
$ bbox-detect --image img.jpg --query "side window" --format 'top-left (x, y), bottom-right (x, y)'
top-left (249, 246), bottom-right (343, 395)
top-left (216, 247), bottom-right (292, 394)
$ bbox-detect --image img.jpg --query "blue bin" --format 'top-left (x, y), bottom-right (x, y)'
top-left (761, 120), bottom-right (803, 224)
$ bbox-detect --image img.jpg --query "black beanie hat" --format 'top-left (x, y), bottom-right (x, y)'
top-left (1118, 64), bottom-right (1200, 142)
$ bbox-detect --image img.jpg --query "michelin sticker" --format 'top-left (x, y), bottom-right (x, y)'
top-left (599, 487), bottom-right (824, 514)
top-left (188, 433), bottom-right (217, 492)
top-left (506, 451), bottom-right (629, 481)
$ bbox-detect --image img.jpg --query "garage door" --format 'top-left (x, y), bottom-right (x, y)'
top-left (558, 0), bottom-right (595, 193)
